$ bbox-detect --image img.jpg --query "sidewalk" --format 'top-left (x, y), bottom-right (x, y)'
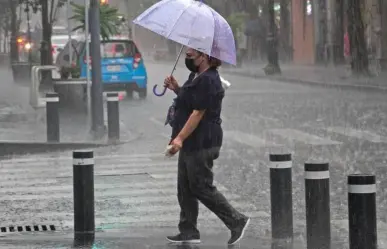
top-left (0, 68), bottom-right (136, 157)
top-left (221, 63), bottom-right (387, 91)
top-left (0, 227), bottom-right (348, 249)
top-left (0, 146), bottom-right (378, 249)
top-left (145, 53), bottom-right (387, 92)
top-left (0, 229), bottom-right (268, 249)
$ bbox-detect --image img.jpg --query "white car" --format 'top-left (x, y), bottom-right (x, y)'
top-left (51, 35), bottom-right (69, 63)
top-left (52, 26), bottom-right (68, 35)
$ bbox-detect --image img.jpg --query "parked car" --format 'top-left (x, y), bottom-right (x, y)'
top-left (56, 36), bottom-right (148, 99)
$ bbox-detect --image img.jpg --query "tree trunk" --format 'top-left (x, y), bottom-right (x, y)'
top-left (333, 0), bottom-right (344, 64)
top-left (315, 0), bottom-right (327, 64)
top-left (279, 0), bottom-right (291, 62)
top-left (347, 0), bottom-right (369, 75)
top-left (40, 0), bottom-right (53, 88)
top-left (264, 0), bottom-right (281, 75)
top-left (380, 0), bottom-right (387, 71)
top-left (41, 0), bottom-right (52, 65)
top-left (9, 0), bottom-right (18, 62)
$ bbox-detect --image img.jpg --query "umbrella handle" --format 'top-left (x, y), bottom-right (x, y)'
top-left (153, 85), bottom-right (167, 96)
top-left (153, 45), bottom-right (185, 97)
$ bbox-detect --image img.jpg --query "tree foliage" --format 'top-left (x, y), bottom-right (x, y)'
top-left (227, 12), bottom-right (248, 35)
top-left (70, 2), bottom-right (122, 40)
top-left (19, 0), bottom-right (66, 24)
top-left (125, 0), bottom-right (159, 20)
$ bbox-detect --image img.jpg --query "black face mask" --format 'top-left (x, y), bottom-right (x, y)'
top-left (185, 57), bottom-right (199, 73)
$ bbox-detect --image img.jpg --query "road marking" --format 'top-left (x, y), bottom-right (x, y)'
top-left (60, 210), bottom-right (269, 229)
top-left (148, 117), bottom-right (170, 139)
top-left (149, 117), bottom-right (165, 126)
top-left (0, 152), bottom-right (262, 230)
top-left (0, 164), bottom-right (177, 179)
top-left (0, 180), bottom-right (179, 194)
top-left (268, 128), bottom-right (342, 146)
top-left (0, 159), bottom-right (175, 170)
top-left (245, 115), bottom-right (280, 124)
top-left (224, 130), bottom-right (279, 148)
top-left (0, 157), bottom-right (151, 166)
top-left (159, 133), bottom-right (171, 139)
top-left (0, 153), bottom-right (168, 163)
top-left (0, 187), bottom-right (181, 201)
top-left (326, 126), bottom-right (387, 143)
top-left (0, 201), bottom-right (257, 221)
top-left (0, 167), bottom-right (177, 181)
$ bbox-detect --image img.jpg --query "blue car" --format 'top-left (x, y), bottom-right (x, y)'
top-left (78, 37), bottom-right (148, 99)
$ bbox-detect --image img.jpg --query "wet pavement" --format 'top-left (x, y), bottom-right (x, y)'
top-left (0, 67), bottom-right (132, 142)
top-left (147, 56), bottom-right (387, 90)
top-left (0, 228), bottom-right (345, 249)
top-left (220, 62), bottom-right (387, 90)
top-left (0, 62), bottom-right (387, 248)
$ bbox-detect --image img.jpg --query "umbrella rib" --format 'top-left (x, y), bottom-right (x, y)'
top-left (208, 8), bottom-right (216, 57)
top-left (165, 3), bottom-right (193, 39)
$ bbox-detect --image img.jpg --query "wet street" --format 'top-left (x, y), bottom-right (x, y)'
top-left (0, 62), bottom-right (387, 248)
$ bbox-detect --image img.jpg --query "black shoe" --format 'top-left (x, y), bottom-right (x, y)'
top-left (228, 217), bottom-right (251, 245)
top-left (166, 233), bottom-right (201, 244)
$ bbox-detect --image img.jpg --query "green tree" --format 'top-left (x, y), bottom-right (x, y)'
top-left (70, 2), bottom-right (122, 40)
top-left (227, 12), bottom-right (248, 38)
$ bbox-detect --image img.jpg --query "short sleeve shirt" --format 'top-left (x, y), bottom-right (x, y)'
top-left (171, 68), bottom-right (225, 152)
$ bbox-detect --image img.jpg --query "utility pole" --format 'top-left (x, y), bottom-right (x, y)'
top-left (89, 0), bottom-right (105, 138)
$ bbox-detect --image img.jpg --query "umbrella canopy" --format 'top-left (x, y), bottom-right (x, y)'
top-left (133, 0), bottom-right (236, 65)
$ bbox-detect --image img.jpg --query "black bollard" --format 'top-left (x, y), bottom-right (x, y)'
top-left (305, 162), bottom-right (331, 249)
top-left (348, 174), bottom-right (377, 249)
top-left (106, 92), bottom-right (120, 141)
top-left (46, 92), bottom-right (60, 142)
top-left (73, 150), bottom-right (95, 245)
top-left (269, 153), bottom-right (293, 240)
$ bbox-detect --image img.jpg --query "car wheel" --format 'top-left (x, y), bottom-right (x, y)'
top-left (126, 89), bottom-right (134, 99)
top-left (138, 87), bottom-right (147, 99)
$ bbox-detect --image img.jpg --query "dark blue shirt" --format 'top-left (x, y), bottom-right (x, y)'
top-left (171, 68), bottom-right (224, 152)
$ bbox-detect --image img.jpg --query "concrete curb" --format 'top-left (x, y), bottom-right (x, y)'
top-left (0, 141), bottom-right (108, 157)
top-left (0, 133), bottom-right (141, 158)
top-left (223, 70), bottom-right (387, 93)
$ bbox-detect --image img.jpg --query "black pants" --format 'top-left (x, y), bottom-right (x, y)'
top-left (177, 147), bottom-right (245, 235)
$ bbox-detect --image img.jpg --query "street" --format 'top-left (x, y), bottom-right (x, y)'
top-left (0, 62), bottom-right (387, 248)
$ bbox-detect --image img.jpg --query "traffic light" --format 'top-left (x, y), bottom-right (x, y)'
top-left (100, 0), bottom-right (108, 5)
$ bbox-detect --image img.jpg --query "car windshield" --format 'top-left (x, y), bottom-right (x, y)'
top-left (99, 41), bottom-right (138, 58)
